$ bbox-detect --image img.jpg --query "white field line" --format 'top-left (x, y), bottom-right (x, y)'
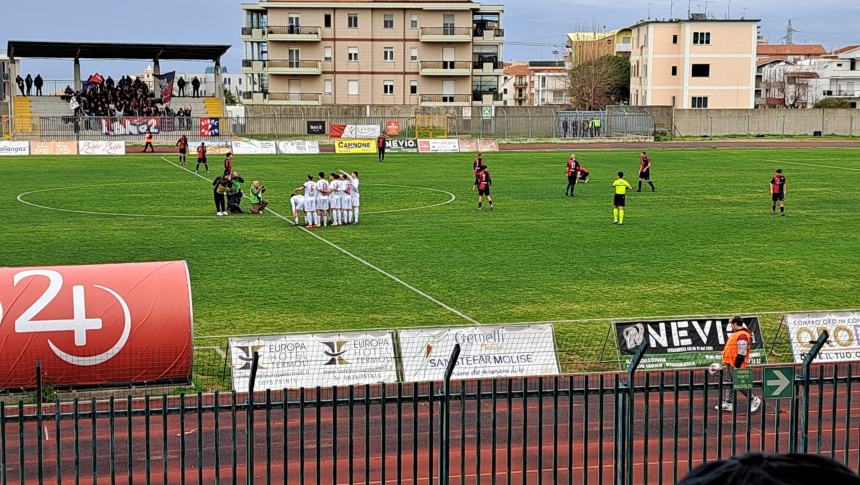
top-left (160, 156), bottom-right (479, 325)
top-left (769, 160), bottom-right (860, 172)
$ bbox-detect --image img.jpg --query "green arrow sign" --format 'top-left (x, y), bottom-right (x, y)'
top-left (764, 367), bottom-right (795, 399)
top-left (733, 369), bottom-right (753, 390)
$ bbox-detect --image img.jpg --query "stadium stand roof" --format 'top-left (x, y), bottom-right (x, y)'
top-left (6, 41), bottom-right (230, 61)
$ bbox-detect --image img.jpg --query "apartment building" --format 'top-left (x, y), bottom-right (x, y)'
top-left (565, 28), bottom-right (632, 68)
top-left (240, 0), bottom-right (505, 107)
top-left (759, 46), bottom-right (860, 109)
top-left (629, 17), bottom-right (759, 109)
top-left (501, 61), bottom-right (569, 106)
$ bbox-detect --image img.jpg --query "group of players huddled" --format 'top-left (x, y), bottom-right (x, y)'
top-left (292, 171), bottom-right (361, 228)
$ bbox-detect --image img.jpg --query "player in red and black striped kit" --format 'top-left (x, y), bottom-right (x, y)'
top-left (474, 165), bottom-right (494, 210)
top-left (771, 169), bottom-right (787, 216)
top-left (566, 154), bottom-right (580, 197)
top-left (473, 153), bottom-right (484, 176)
top-left (637, 151), bottom-right (656, 192)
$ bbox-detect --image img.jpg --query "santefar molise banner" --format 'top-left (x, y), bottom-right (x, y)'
top-left (614, 317), bottom-right (767, 370)
top-left (277, 140), bottom-right (320, 155)
top-left (785, 312), bottom-right (860, 363)
top-left (229, 331), bottom-right (398, 391)
top-left (398, 325), bottom-right (560, 382)
top-left (231, 140), bottom-right (277, 155)
top-left (418, 139), bottom-right (460, 153)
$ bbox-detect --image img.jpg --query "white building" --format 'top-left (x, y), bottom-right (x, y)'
top-left (500, 61), bottom-right (569, 106)
top-left (760, 46), bottom-right (860, 108)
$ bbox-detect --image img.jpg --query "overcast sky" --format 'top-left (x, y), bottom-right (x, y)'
top-left (3, 0), bottom-right (858, 78)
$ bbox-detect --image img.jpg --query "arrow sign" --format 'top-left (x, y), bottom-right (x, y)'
top-left (764, 367), bottom-right (795, 399)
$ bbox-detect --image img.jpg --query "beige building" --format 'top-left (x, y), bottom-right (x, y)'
top-left (240, 0), bottom-right (504, 107)
top-left (629, 18), bottom-right (759, 109)
top-left (501, 61), bottom-right (569, 106)
top-left (565, 28), bottom-right (632, 68)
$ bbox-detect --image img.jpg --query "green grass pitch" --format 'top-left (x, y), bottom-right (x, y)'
top-left (2, 148), bottom-right (859, 375)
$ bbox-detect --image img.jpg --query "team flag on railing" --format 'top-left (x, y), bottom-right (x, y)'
top-left (154, 71), bottom-right (175, 105)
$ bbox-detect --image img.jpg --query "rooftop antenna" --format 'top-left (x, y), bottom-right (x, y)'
top-left (687, 0), bottom-right (692, 18)
top-left (670, 0), bottom-right (674, 19)
top-left (648, 1), bottom-right (654, 19)
top-left (727, 0), bottom-right (732, 18)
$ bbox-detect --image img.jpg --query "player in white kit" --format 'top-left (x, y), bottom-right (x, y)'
top-left (349, 171), bottom-right (360, 224)
top-left (302, 175), bottom-right (318, 228)
top-left (328, 173), bottom-right (342, 226)
top-left (339, 174), bottom-right (353, 224)
top-left (316, 172), bottom-right (330, 227)
top-left (290, 194), bottom-right (305, 226)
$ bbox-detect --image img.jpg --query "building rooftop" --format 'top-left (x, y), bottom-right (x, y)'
top-left (629, 18), bottom-right (759, 29)
top-left (757, 44), bottom-right (827, 57)
top-left (832, 45), bottom-right (860, 55)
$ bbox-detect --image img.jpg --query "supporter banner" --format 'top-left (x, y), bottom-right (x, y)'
top-left (231, 140), bottom-right (277, 155)
top-left (78, 141), bottom-right (126, 156)
top-left (199, 118), bottom-right (221, 137)
top-left (615, 317), bottom-right (766, 370)
top-left (418, 139), bottom-right (460, 153)
top-left (785, 312), bottom-right (860, 363)
top-left (385, 121), bottom-right (402, 136)
top-left (31, 141), bottom-right (78, 155)
top-left (385, 139), bottom-right (418, 153)
top-left (277, 140), bottom-right (320, 155)
top-left (0, 261), bottom-right (193, 389)
top-left (187, 140), bottom-right (230, 155)
top-left (154, 71), bottom-right (175, 105)
top-left (306, 121), bottom-right (326, 135)
top-left (399, 325), bottom-right (560, 382)
top-left (101, 117), bottom-right (162, 136)
top-left (0, 141), bottom-right (30, 156)
top-left (335, 139), bottom-right (377, 154)
top-left (330, 124), bottom-right (381, 139)
top-left (229, 331), bottom-right (397, 391)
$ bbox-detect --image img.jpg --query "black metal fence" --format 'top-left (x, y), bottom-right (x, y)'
top-left (2, 362), bottom-right (858, 484)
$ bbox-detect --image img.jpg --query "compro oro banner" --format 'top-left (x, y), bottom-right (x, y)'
top-left (385, 139), bottom-right (418, 153)
top-left (0, 141), bottom-right (30, 156)
top-left (229, 331), bottom-right (397, 391)
top-left (398, 325), bottom-right (560, 382)
top-left (785, 312), bottom-right (860, 363)
top-left (78, 141), bottom-right (126, 155)
top-left (277, 140), bottom-right (320, 155)
top-left (418, 139), bottom-right (460, 153)
top-left (335, 139), bottom-right (377, 154)
top-left (0, 261), bottom-right (193, 389)
top-left (615, 317), bottom-right (766, 370)
top-left (231, 140), bottom-right (277, 155)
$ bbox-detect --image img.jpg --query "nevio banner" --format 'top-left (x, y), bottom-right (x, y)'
top-left (229, 331), bottom-right (398, 391)
top-left (614, 317), bottom-right (767, 370)
top-left (398, 325), bottom-right (560, 382)
top-left (785, 312), bottom-right (860, 363)
top-left (385, 139), bottom-right (418, 153)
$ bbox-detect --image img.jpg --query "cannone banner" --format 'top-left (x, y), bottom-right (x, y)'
top-left (398, 325), bottom-right (560, 382)
top-left (335, 139), bottom-right (377, 154)
top-left (785, 312), bottom-right (860, 363)
top-left (0, 261), bottom-right (193, 389)
top-left (614, 316), bottom-right (767, 370)
top-left (229, 331), bottom-right (398, 391)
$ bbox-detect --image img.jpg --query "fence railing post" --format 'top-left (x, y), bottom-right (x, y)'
top-left (797, 331), bottom-right (829, 453)
top-left (439, 343), bottom-right (461, 485)
top-left (616, 339), bottom-right (649, 485)
top-left (247, 351), bottom-right (260, 485)
top-left (35, 360), bottom-right (44, 485)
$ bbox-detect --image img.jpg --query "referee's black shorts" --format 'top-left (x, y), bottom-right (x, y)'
top-left (614, 194), bottom-right (626, 207)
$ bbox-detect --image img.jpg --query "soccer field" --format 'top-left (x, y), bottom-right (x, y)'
top-left (3, 147), bottom-right (859, 372)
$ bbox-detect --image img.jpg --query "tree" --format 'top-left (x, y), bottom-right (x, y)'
top-left (568, 55), bottom-right (630, 110)
top-left (223, 88), bottom-right (238, 106)
top-left (814, 98), bottom-right (852, 109)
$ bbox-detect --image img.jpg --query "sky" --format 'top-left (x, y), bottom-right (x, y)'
top-left (3, 0), bottom-right (858, 78)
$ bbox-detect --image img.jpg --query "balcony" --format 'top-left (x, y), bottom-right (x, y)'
top-left (267, 26), bottom-right (322, 42)
top-left (419, 94), bottom-right (472, 106)
top-left (615, 42), bottom-right (632, 53)
top-left (241, 27), bottom-right (267, 41)
top-left (267, 93), bottom-right (322, 105)
top-left (419, 61), bottom-right (472, 76)
top-left (242, 59), bottom-right (267, 73)
top-left (267, 60), bottom-right (322, 75)
top-left (420, 27), bottom-right (472, 43)
top-left (473, 60), bottom-right (504, 76)
top-left (823, 90), bottom-right (860, 98)
top-left (472, 92), bottom-right (504, 105)
top-left (473, 28), bottom-right (505, 43)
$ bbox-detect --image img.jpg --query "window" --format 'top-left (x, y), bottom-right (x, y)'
top-left (384, 14), bottom-right (394, 29)
top-left (348, 80), bottom-right (359, 95)
top-left (691, 96), bottom-right (708, 109)
top-left (324, 46), bottom-right (333, 62)
top-left (691, 64), bottom-right (710, 77)
top-left (410, 80), bottom-right (418, 94)
top-left (324, 14), bottom-right (332, 28)
top-left (324, 79), bottom-right (333, 95)
top-left (347, 13), bottom-right (358, 28)
top-left (347, 47), bottom-right (359, 61)
top-left (410, 48), bottom-right (419, 62)
top-left (383, 80), bottom-right (394, 95)
top-left (383, 47), bottom-right (395, 62)
top-left (672, 34), bottom-right (678, 44)
top-left (692, 32), bottom-right (711, 45)
top-left (671, 65), bottom-right (678, 76)
top-left (410, 16), bottom-right (418, 29)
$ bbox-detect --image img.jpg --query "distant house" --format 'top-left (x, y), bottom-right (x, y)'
top-left (565, 28), bottom-right (632, 69)
top-left (500, 61), bottom-right (569, 106)
top-left (757, 45), bottom-right (860, 108)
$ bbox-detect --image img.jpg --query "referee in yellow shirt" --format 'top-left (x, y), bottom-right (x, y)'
top-left (612, 171), bottom-right (633, 225)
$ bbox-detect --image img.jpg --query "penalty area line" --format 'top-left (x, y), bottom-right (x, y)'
top-left (768, 159), bottom-right (860, 172)
top-left (160, 156), bottom-right (480, 325)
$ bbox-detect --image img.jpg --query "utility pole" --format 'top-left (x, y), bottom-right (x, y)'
top-left (784, 19), bottom-right (796, 45)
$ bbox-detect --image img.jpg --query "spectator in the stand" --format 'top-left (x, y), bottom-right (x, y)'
top-left (16, 75), bottom-right (25, 96)
top-left (562, 119), bottom-right (569, 138)
top-left (191, 77), bottom-right (201, 97)
top-left (34, 75), bottom-right (44, 96)
top-left (177, 76), bottom-right (187, 97)
top-left (105, 76), bottom-right (115, 89)
top-left (25, 74), bottom-right (33, 96)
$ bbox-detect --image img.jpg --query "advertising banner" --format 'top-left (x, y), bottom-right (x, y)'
top-left (0, 261), bottom-right (193, 389)
top-left (785, 312), bottom-right (860, 363)
top-left (615, 316), bottom-right (767, 370)
top-left (385, 121), bottom-right (402, 136)
top-left (398, 325), bottom-right (560, 382)
top-left (100, 117), bottom-right (162, 136)
top-left (458, 138), bottom-right (478, 152)
top-left (335, 139), bottom-right (377, 154)
top-left (230, 331), bottom-right (398, 391)
top-left (456, 139), bottom-right (500, 153)
top-left (231, 140), bottom-right (277, 155)
top-left (187, 141), bottom-right (230, 155)
top-left (418, 139), bottom-right (460, 153)
top-left (306, 121), bottom-right (326, 135)
top-left (385, 139), bottom-right (418, 153)
top-left (30, 141), bottom-right (78, 155)
top-left (78, 141), bottom-right (126, 156)
top-left (0, 141), bottom-right (31, 156)
top-left (277, 140), bottom-right (320, 155)
top-left (479, 139), bottom-right (500, 152)
top-left (330, 124), bottom-right (381, 139)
